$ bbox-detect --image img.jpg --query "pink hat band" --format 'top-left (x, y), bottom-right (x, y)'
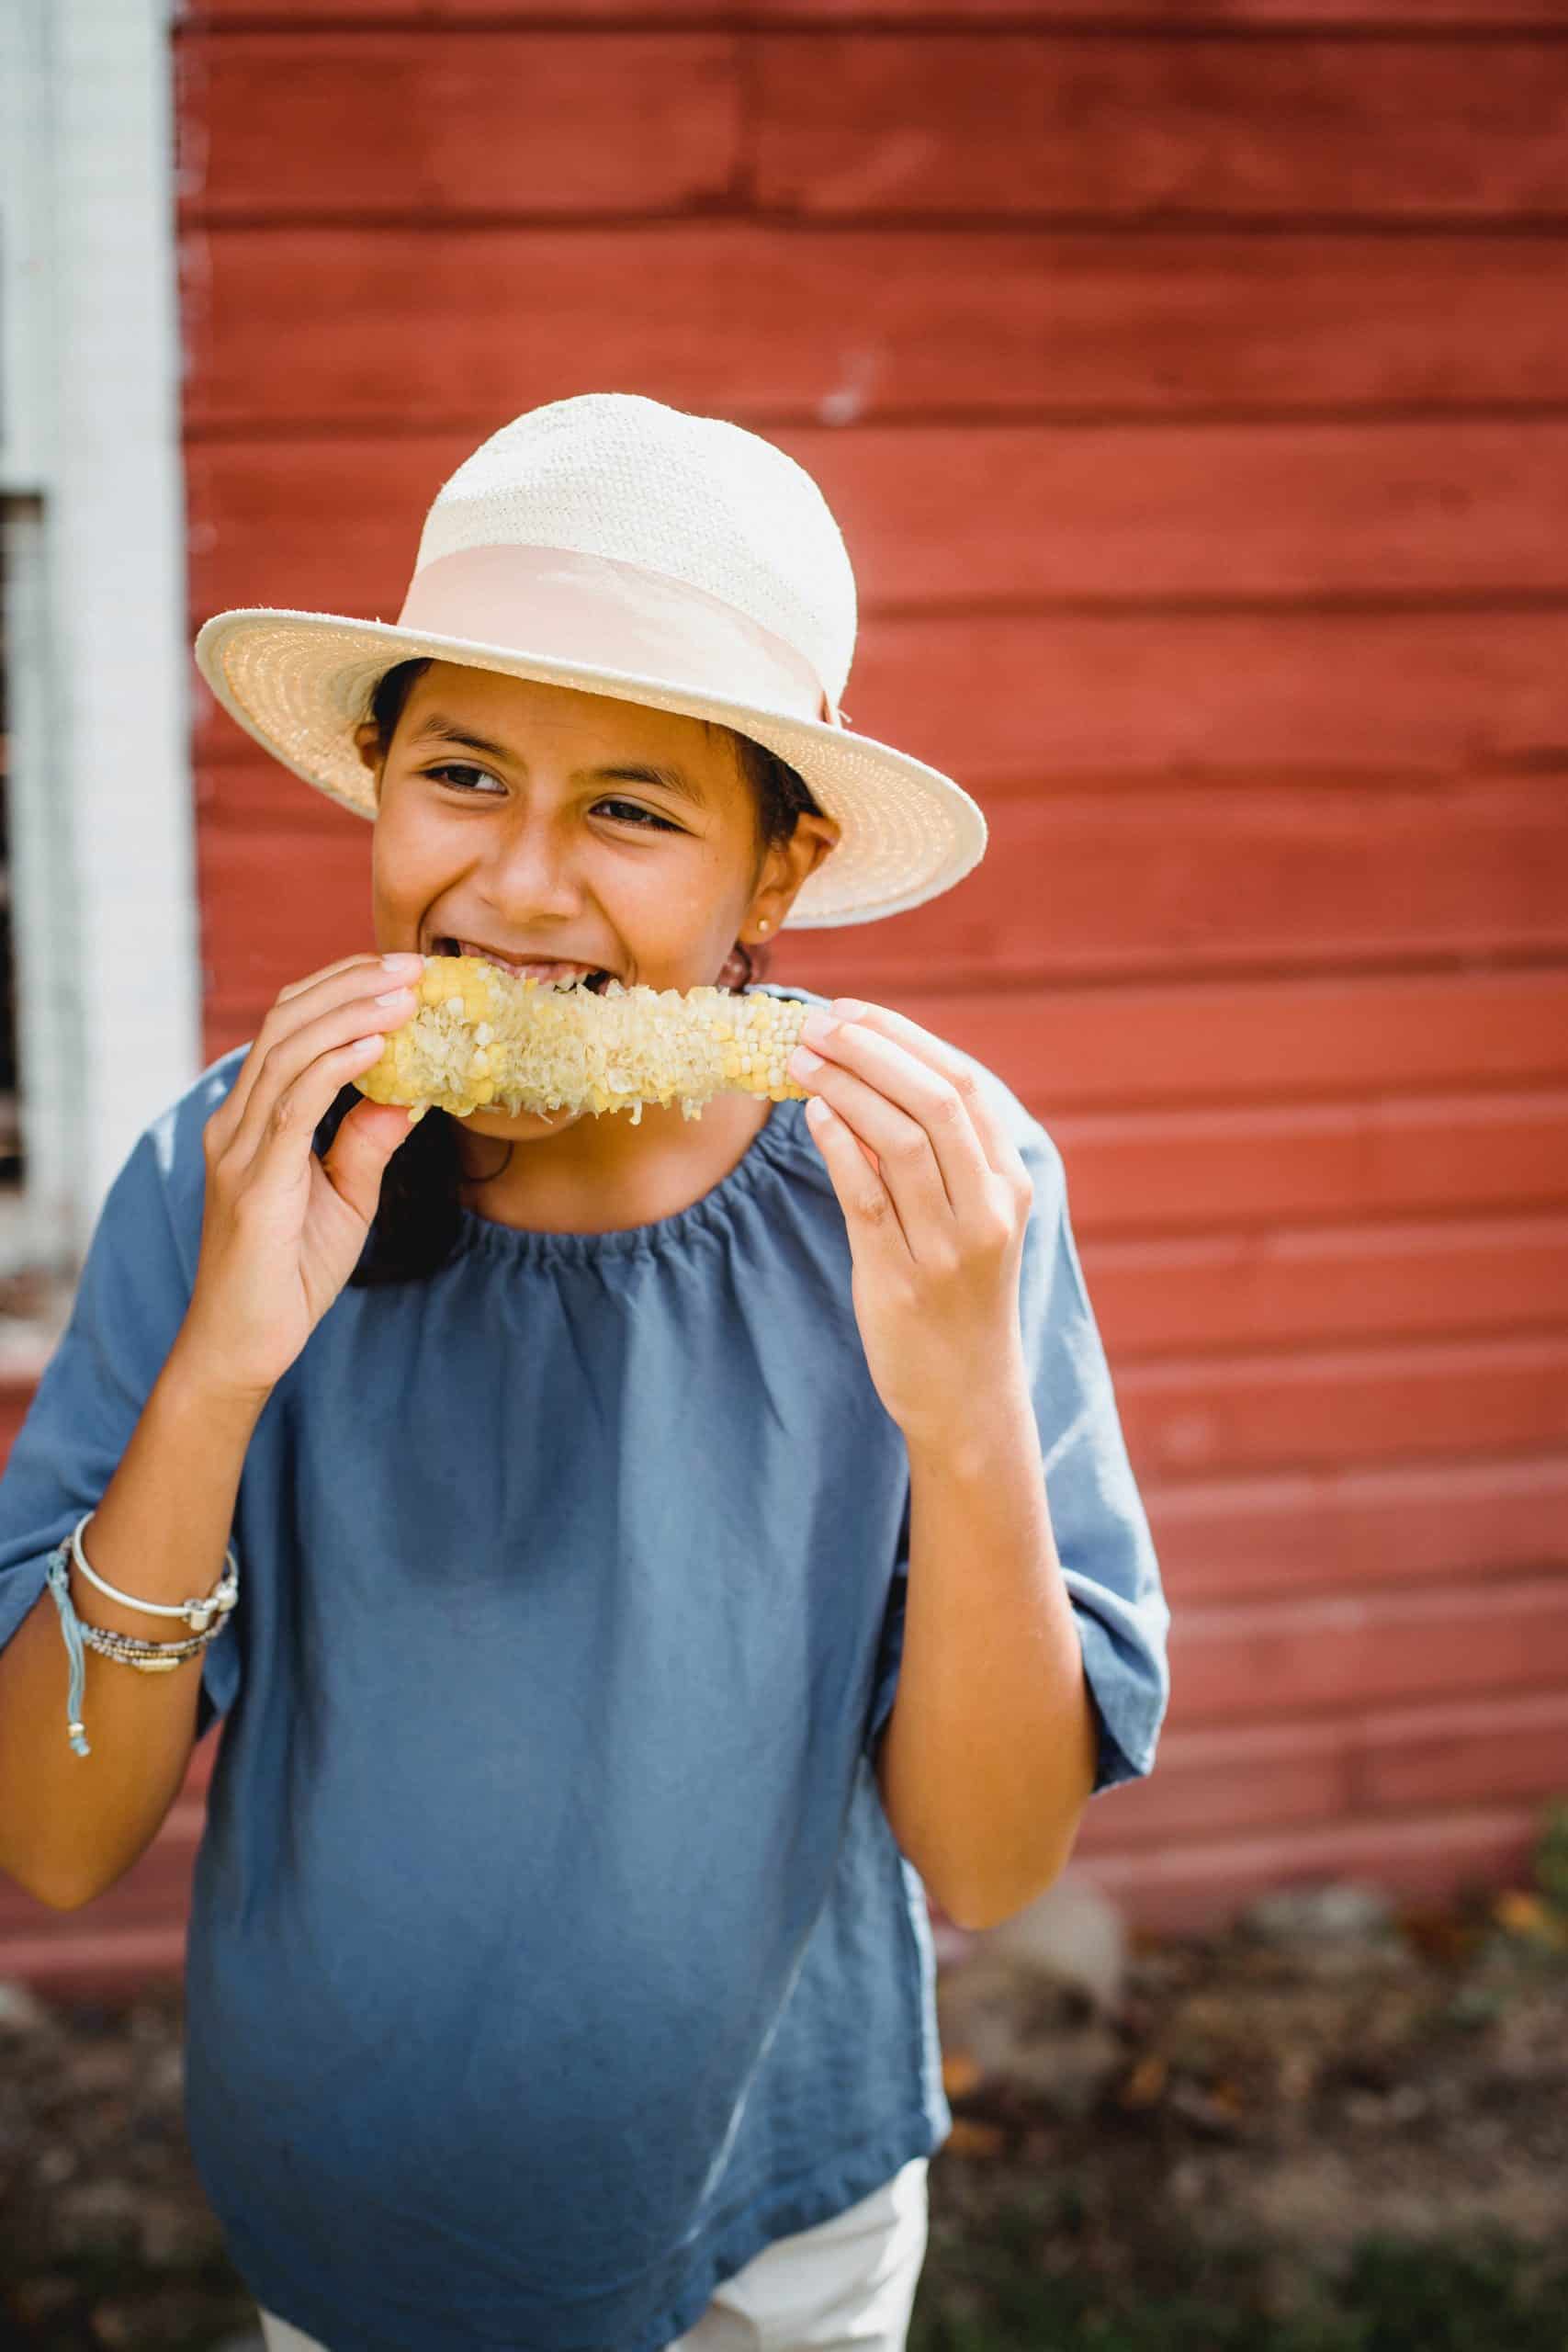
top-left (395, 543), bottom-right (851, 734)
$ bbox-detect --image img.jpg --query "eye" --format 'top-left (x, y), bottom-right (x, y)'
top-left (596, 798), bottom-right (681, 833)
top-left (425, 762), bottom-right (505, 796)
top-left (423, 767), bottom-right (679, 832)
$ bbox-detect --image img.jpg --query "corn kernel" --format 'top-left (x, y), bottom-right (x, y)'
top-left (353, 957), bottom-right (816, 1123)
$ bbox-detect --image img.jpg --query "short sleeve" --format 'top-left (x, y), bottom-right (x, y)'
top-left (0, 1118), bottom-right (241, 1744)
top-left (863, 1115), bottom-right (1170, 1797)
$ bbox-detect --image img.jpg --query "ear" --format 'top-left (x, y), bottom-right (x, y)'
top-left (801, 812), bottom-right (842, 877)
top-left (352, 719), bottom-right (381, 775)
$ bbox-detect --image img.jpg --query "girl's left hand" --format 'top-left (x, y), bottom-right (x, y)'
top-left (789, 998), bottom-right (1035, 1450)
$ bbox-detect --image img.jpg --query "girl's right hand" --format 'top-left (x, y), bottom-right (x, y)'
top-left (177, 953), bottom-right (427, 1403)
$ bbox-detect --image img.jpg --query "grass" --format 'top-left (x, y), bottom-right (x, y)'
top-left (910, 2216), bottom-right (1568, 2352)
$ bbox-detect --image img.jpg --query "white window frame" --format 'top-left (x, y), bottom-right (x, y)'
top-left (0, 0), bottom-right (200, 1328)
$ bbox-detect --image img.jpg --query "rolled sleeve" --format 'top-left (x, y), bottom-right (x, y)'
top-left (0, 1116), bottom-right (241, 1743)
top-left (1016, 1122), bottom-right (1169, 1792)
top-left (863, 1112), bottom-right (1170, 1796)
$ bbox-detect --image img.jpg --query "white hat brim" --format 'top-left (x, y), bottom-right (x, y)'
top-left (193, 608), bottom-right (987, 930)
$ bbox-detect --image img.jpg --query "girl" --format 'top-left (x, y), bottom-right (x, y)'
top-left (0, 393), bottom-right (1169, 2352)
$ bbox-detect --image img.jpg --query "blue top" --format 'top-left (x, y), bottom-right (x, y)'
top-left (0, 980), bottom-right (1169, 2352)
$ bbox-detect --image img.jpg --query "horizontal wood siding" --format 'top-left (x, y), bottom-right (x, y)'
top-left (750, 34), bottom-right (1568, 220)
top-left (186, 421), bottom-right (1568, 603)
top-left (6, 0), bottom-right (1567, 1983)
top-left (184, 3), bottom-right (1568, 23)
top-left (186, 3), bottom-right (1568, 23)
top-left (186, 226), bottom-right (1568, 427)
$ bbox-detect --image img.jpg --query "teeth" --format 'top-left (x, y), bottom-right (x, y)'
top-left (451, 940), bottom-right (597, 984)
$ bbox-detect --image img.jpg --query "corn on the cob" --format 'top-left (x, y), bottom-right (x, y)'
top-left (354, 955), bottom-right (816, 1125)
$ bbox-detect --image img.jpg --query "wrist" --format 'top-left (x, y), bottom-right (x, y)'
top-left (899, 1361), bottom-right (1036, 1480)
top-left (161, 1329), bottom-right (274, 1428)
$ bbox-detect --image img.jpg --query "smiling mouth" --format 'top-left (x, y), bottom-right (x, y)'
top-left (433, 937), bottom-right (615, 992)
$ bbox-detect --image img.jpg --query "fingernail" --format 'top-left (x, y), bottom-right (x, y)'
top-left (800, 1011), bottom-right (839, 1047)
top-left (375, 986), bottom-right (414, 1008)
top-left (789, 1045), bottom-right (823, 1079)
top-left (832, 998), bottom-right (867, 1020)
top-left (381, 951), bottom-right (423, 976)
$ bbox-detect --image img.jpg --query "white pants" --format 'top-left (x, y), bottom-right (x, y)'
top-left (257, 2155), bottom-right (929, 2352)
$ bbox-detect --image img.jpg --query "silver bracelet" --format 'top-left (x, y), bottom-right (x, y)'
top-left (70, 1509), bottom-right (239, 1633)
top-left (46, 1540), bottom-right (234, 1758)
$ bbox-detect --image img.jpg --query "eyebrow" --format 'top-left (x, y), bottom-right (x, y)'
top-left (406, 714), bottom-right (709, 812)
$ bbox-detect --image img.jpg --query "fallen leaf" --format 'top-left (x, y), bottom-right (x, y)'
top-left (1492, 1890), bottom-right (1566, 1945)
top-left (1118, 2052), bottom-right (1168, 2109)
top-left (942, 2049), bottom-right (983, 2098)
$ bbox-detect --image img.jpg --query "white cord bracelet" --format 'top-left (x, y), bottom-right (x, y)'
top-left (69, 1510), bottom-right (240, 1634)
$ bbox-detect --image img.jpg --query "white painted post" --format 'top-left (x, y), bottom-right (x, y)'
top-left (1, 0), bottom-right (201, 1271)
top-left (44, 0), bottom-right (203, 1250)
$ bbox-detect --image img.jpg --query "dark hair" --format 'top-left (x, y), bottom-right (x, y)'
top-left (313, 657), bottom-right (828, 1285)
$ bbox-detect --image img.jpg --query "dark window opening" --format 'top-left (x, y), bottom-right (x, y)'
top-left (0, 578), bottom-right (21, 1186)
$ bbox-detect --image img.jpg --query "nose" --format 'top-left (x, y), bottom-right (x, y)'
top-left (473, 806), bottom-right (586, 920)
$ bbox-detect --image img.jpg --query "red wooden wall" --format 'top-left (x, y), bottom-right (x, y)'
top-left (4, 0), bottom-right (1567, 1984)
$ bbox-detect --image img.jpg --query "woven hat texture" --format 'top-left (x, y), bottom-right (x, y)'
top-left (420, 396), bottom-right (857, 708)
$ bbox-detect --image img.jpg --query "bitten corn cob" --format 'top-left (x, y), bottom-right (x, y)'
top-left (355, 956), bottom-right (815, 1125)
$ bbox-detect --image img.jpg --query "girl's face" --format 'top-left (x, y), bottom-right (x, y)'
top-left (356, 661), bottom-right (839, 1149)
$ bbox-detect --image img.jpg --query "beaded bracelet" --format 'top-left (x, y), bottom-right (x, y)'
top-left (44, 1527), bottom-right (240, 1758)
top-left (75, 1620), bottom-right (218, 1670)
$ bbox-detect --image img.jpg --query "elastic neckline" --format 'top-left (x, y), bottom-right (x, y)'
top-left (448, 984), bottom-right (820, 1267)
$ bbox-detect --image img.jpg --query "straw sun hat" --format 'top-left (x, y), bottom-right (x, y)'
top-left (193, 392), bottom-right (987, 930)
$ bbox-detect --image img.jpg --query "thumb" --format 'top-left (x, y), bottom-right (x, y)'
top-left (321, 1096), bottom-right (418, 1227)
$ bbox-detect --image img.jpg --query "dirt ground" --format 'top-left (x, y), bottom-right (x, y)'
top-left (2, 1841), bottom-right (1565, 2351)
top-left (919, 1862), bottom-right (1568, 2348)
